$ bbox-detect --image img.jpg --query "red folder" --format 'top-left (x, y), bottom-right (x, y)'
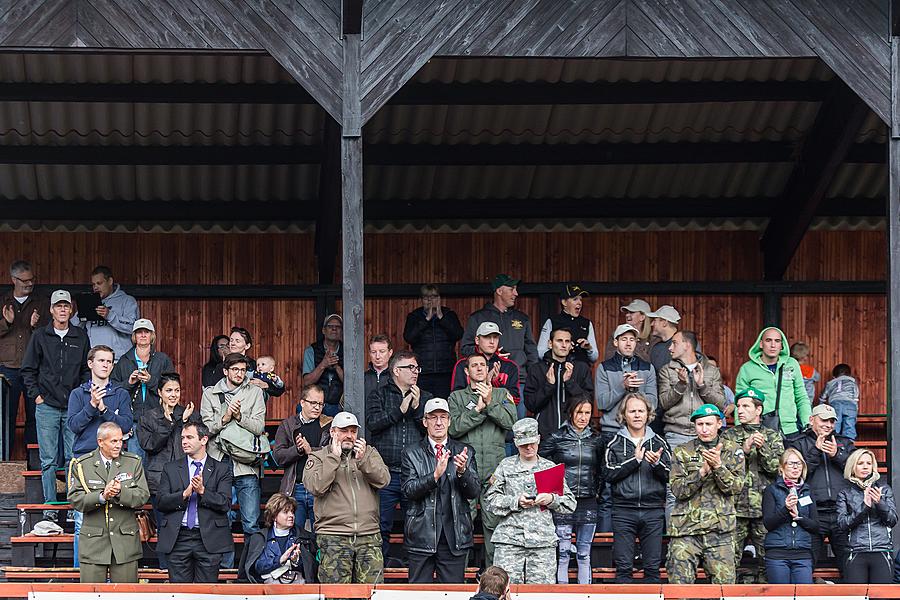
top-left (533, 464), bottom-right (565, 510)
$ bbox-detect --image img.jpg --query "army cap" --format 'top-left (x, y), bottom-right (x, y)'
top-left (811, 404), bottom-right (837, 420)
top-left (512, 418), bottom-right (540, 446)
top-left (690, 403), bottom-right (723, 422)
top-left (735, 387), bottom-right (766, 406)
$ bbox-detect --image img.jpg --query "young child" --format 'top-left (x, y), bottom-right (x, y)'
top-left (254, 355), bottom-right (285, 394)
top-left (790, 342), bottom-right (820, 403)
top-left (818, 363), bottom-right (860, 440)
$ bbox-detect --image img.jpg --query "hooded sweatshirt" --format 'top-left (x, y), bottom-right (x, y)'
top-left (735, 327), bottom-right (810, 436)
top-left (75, 284), bottom-right (139, 362)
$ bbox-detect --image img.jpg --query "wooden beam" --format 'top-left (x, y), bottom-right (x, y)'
top-left (342, 0), bottom-right (363, 35)
top-left (761, 82), bottom-right (872, 280)
top-left (0, 145), bottom-right (320, 165)
top-left (888, 35), bottom-right (900, 541)
top-left (315, 118), bottom-right (342, 284)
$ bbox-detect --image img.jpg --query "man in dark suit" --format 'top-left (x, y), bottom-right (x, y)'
top-left (401, 397), bottom-right (480, 583)
top-left (157, 421), bottom-right (233, 583)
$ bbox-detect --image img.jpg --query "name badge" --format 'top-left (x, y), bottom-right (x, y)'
top-left (466, 401), bottom-right (476, 410)
top-left (115, 472), bottom-right (133, 482)
top-left (799, 495), bottom-right (812, 507)
top-left (88, 479), bottom-right (104, 485)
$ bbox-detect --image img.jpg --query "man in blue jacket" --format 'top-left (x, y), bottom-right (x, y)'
top-left (66, 343), bottom-right (133, 567)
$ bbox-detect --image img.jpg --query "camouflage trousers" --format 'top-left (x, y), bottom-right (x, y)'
top-left (734, 516), bottom-right (767, 582)
top-left (494, 543), bottom-right (555, 584)
top-left (317, 532), bottom-right (384, 583)
top-left (666, 531), bottom-right (736, 584)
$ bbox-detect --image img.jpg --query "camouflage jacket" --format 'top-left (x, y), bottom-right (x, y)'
top-left (484, 455), bottom-right (576, 547)
top-left (669, 437), bottom-right (745, 537)
top-left (722, 424), bottom-right (783, 518)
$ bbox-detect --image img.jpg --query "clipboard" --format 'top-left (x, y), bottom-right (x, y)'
top-left (73, 292), bottom-right (103, 322)
top-left (533, 463), bottom-right (565, 511)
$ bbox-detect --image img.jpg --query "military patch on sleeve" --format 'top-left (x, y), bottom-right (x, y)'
top-left (306, 459), bottom-right (315, 469)
top-left (735, 448), bottom-right (745, 458)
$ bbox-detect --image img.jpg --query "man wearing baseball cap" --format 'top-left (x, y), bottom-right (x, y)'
top-left (603, 299), bottom-right (654, 362)
top-left (461, 275), bottom-right (538, 413)
top-left (667, 403), bottom-right (745, 584)
top-left (450, 321), bottom-right (520, 403)
top-left (21, 290), bottom-right (91, 522)
top-left (646, 305), bottom-right (682, 372)
top-left (722, 388), bottom-right (784, 582)
top-left (786, 403), bottom-right (855, 572)
top-left (536, 284), bottom-right (598, 364)
top-left (400, 398), bottom-right (479, 582)
top-left (304, 411), bottom-right (390, 583)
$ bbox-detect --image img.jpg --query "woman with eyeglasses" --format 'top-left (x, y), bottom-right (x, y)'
top-left (202, 335), bottom-right (229, 388)
top-left (836, 449), bottom-right (897, 583)
top-left (762, 448), bottom-right (820, 584)
top-left (240, 493), bottom-right (317, 583)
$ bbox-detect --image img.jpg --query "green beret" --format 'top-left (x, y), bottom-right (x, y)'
top-left (690, 403), bottom-right (723, 422)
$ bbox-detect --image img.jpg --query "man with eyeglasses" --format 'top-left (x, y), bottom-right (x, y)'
top-left (0, 260), bottom-right (48, 454)
top-left (404, 284), bottom-right (464, 400)
top-left (366, 350), bottom-right (433, 561)
top-left (302, 314), bottom-right (344, 416)
top-left (273, 384), bottom-right (332, 531)
top-left (201, 352), bottom-right (267, 539)
top-left (401, 398), bottom-right (479, 582)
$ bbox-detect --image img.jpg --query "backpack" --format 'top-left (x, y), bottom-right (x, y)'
top-left (215, 392), bottom-right (271, 466)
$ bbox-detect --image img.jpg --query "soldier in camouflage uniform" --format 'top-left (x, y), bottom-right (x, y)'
top-left (667, 403), bottom-right (745, 584)
top-left (721, 387), bottom-right (783, 582)
top-left (485, 418), bottom-right (576, 583)
top-left (303, 412), bottom-right (390, 583)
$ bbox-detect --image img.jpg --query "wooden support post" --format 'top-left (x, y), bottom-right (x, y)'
top-left (341, 32), bottom-right (365, 424)
top-left (762, 292), bottom-right (782, 329)
top-left (315, 118), bottom-right (342, 285)
top-left (889, 36), bottom-right (900, 544)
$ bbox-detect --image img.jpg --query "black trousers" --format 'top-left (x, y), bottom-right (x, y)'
top-left (612, 506), bottom-right (665, 583)
top-left (417, 372), bottom-right (452, 401)
top-left (167, 527), bottom-right (223, 583)
top-left (844, 551), bottom-right (893, 584)
top-left (408, 538), bottom-right (468, 583)
top-left (812, 508), bottom-right (850, 572)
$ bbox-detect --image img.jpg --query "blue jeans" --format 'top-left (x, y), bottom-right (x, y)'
top-left (73, 510), bottom-right (82, 567)
top-left (293, 482), bottom-right (315, 530)
top-left (556, 521), bottom-right (596, 584)
top-left (379, 471), bottom-right (407, 556)
top-left (233, 474), bottom-right (260, 534)
top-left (832, 400), bottom-right (858, 440)
top-left (765, 557), bottom-right (813, 584)
top-left (35, 402), bottom-right (74, 518)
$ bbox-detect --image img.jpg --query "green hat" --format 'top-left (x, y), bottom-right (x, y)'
top-left (735, 387), bottom-right (766, 406)
top-left (690, 403), bottom-right (723, 422)
top-left (492, 274), bottom-right (520, 291)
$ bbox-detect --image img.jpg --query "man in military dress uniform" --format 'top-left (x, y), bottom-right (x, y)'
top-left (667, 403), bottom-right (745, 584)
top-left (68, 421), bottom-right (150, 583)
top-left (485, 418), bottom-right (576, 584)
top-left (722, 387), bottom-right (783, 582)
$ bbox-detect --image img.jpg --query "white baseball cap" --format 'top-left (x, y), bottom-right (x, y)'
top-left (332, 412), bottom-right (359, 428)
top-left (646, 305), bottom-right (681, 324)
top-left (132, 318), bottom-right (155, 332)
top-left (50, 290), bottom-right (71, 305)
top-left (613, 323), bottom-right (640, 339)
top-left (620, 299), bottom-right (651, 314)
top-left (424, 398), bottom-right (450, 414)
top-left (476, 322), bottom-right (502, 337)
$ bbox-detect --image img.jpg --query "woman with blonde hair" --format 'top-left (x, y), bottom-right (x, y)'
top-left (836, 449), bottom-right (897, 583)
top-left (240, 493), bottom-right (317, 584)
top-left (762, 448), bottom-right (819, 584)
top-left (603, 299), bottom-right (655, 362)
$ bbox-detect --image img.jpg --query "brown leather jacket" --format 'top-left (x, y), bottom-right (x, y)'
top-left (0, 291), bottom-right (49, 368)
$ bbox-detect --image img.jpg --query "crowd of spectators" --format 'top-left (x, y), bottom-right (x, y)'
top-left (0, 260), bottom-right (890, 587)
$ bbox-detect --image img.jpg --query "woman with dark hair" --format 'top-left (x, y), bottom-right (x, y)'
top-left (226, 326), bottom-right (285, 398)
top-left (138, 372), bottom-right (197, 568)
top-left (762, 448), bottom-right (819, 584)
top-left (603, 391), bottom-right (670, 583)
top-left (240, 493), bottom-right (317, 584)
top-left (202, 335), bottom-right (229, 388)
top-left (110, 318), bottom-right (174, 463)
top-left (837, 449), bottom-right (897, 583)
top-left (538, 394), bottom-right (603, 583)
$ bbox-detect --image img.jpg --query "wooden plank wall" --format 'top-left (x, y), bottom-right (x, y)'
top-left (1, 229), bottom-right (886, 452)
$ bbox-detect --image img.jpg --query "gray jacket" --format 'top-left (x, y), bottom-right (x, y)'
top-left (595, 353), bottom-right (657, 432)
top-left (836, 482), bottom-right (898, 553)
top-left (819, 375), bottom-right (859, 405)
top-left (461, 303), bottom-right (539, 382)
top-left (74, 284), bottom-right (139, 362)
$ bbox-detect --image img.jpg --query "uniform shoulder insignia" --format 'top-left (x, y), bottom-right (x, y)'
top-left (735, 448), bottom-right (745, 458)
top-left (75, 453), bottom-right (92, 463)
top-left (305, 458), bottom-right (315, 469)
top-left (120, 451), bottom-right (137, 459)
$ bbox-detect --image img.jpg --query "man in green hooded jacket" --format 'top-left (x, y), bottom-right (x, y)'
top-left (735, 327), bottom-right (810, 436)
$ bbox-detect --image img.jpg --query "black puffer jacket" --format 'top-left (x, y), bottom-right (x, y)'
top-left (400, 438), bottom-right (480, 554)
top-left (403, 307), bottom-right (464, 374)
top-left (787, 428), bottom-right (855, 508)
top-left (603, 426), bottom-right (671, 509)
top-left (837, 480), bottom-right (898, 553)
top-left (539, 422), bottom-right (603, 498)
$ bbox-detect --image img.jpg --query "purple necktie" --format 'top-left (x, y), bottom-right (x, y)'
top-left (186, 461), bottom-right (202, 529)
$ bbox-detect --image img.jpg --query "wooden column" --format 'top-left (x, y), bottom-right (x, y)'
top-left (889, 34), bottom-right (900, 535)
top-left (762, 291), bottom-right (782, 329)
top-left (341, 29), bottom-right (365, 424)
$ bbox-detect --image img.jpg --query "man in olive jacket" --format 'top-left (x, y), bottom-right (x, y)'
top-left (67, 421), bottom-right (150, 583)
top-left (448, 353), bottom-right (517, 567)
